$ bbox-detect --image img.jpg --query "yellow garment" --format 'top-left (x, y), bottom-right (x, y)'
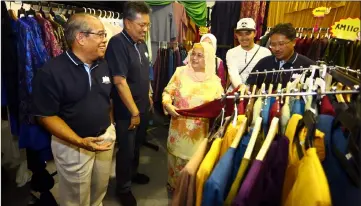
top-left (224, 158), bottom-right (250, 205)
top-left (267, 1), bottom-right (360, 28)
top-left (219, 115), bottom-right (246, 158)
top-left (195, 138), bottom-right (223, 206)
top-left (163, 43), bottom-right (223, 160)
top-left (282, 114), bottom-right (326, 205)
top-left (284, 148), bottom-right (331, 206)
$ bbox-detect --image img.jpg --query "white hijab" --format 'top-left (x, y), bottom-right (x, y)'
top-left (200, 33), bottom-right (217, 52)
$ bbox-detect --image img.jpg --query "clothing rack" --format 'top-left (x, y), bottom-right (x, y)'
top-left (248, 66), bottom-right (326, 75)
top-left (223, 88), bottom-right (360, 99)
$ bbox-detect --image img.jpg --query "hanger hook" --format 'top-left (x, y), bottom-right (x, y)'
top-left (98, 9), bottom-right (102, 17)
top-left (262, 69), bottom-right (267, 83)
top-left (255, 70), bottom-right (259, 83)
top-left (270, 69), bottom-right (275, 84)
top-left (289, 67), bottom-right (294, 82)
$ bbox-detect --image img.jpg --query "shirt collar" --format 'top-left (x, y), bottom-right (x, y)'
top-left (122, 29), bottom-right (137, 45)
top-left (274, 52), bottom-right (298, 65)
top-left (65, 50), bottom-right (100, 69)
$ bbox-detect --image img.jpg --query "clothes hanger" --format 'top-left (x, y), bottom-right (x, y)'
top-left (268, 69), bottom-right (275, 95)
top-left (256, 117), bottom-right (279, 161)
top-left (232, 92), bottom-right (240, 126)
top-left (244, 117), bottom-right (262, 159)
top-left (230, 118), bottom-right (248, 149)
top-left (336, 82), bottom-right (346, 103)
top-left (49, 4), bottom-right (56, 17)
top-left (65, 6), bottom-right (73, 19)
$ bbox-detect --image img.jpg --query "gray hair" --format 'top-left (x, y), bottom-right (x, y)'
top-left (123, 2), bottom-right (151, 21)
top-left (64, 13), bottom-right (98, 47)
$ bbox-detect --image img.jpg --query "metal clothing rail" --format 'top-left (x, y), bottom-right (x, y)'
top-left (248, 66), bottom-right (325, 75)
top-left (223, 89), bottom-right (360, 99)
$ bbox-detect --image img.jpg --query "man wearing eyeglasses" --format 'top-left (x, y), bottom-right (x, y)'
top-left (32, 14), bottom-right (115, 206)
top-left (105, 2), bottom-right (151, 206)
top-left (247, 23), bottom-right (316, 87)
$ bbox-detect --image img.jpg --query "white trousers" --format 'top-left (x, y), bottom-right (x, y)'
top-left (51, 125), bottom-right (115, 206)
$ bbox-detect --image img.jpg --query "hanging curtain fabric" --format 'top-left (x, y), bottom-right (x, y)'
top-left (267, 1), bottom-right (360, 28)
top-left (240, 1), bottom-right (267, 40)
top-left (145, 1), bottom-right (172, 6)
top-left (179, 0), bottom-right (207, 27)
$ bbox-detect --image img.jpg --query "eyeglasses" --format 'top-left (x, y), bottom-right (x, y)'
top-left (269, 40), bottom-right (292, 49)
top-left (81, 31), bottom-right (107, 39)
top-left (190, 53), bottom-right (205, 59)
top-left (133, 22), bottom-right (151, 29)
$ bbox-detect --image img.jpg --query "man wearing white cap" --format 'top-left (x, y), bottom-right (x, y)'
top-left (226, 18), bottom-right (271, 90)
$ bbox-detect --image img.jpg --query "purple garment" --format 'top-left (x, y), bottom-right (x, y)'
top-left (233, 135), bottom-right (289, 206)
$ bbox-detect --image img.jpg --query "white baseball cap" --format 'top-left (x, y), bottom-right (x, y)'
top-left (236, 18), bottom-right (256, 31)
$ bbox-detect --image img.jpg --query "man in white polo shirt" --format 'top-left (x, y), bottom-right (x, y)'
top-left (227, 18), bottom-right (271, 90)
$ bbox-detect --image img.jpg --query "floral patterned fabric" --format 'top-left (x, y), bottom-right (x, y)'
top-left (163, 65), bottom-right (223, 188)
top-left (36, 15), bottom-right (63, 57)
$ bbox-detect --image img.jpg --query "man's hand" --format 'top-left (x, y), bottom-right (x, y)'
top-left (128, 114), bottom-right (140, 130)
top-left (165, 104), bottom-right (180, 118)
top-left (149, 95), bottom-right (154, 113)
top-left (81, 137), bottom-right (113, 151)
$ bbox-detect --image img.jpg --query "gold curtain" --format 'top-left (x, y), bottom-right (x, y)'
top-left (267, 1), bottom-right (360, 28)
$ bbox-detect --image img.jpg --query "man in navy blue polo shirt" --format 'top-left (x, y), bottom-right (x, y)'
top-left (32, 14), bottom-right (115, 206)
top-left (105, 2), bottom-right (152, 205)
top-left (247, 23), bottom-right (316, 87)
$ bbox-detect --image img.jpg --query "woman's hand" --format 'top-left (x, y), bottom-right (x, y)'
top-left (165, 104), bottom-right (180, 118)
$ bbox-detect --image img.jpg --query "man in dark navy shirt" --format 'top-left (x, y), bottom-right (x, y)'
top-left (32, 14), bottom-right (115, 206)
top-left (247, 23), bottom-right (316, 87)
top-left (105, 2), bottom-right (151, 205)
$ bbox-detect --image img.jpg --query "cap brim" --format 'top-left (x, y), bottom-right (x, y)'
top-left (235, 28), bottom-right (256, 31)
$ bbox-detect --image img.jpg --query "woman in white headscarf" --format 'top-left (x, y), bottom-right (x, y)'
top-left (162, 42), bottom-right (223, 192)
top-left (184, 34), bottom-right (227, 90)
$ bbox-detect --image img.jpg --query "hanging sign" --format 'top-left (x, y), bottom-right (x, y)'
top-left (331, 18), bottom-right (360, 41)
top-left (199, 26), bottom-right (209, 36)
top-left (312, 7), bottom-right (331, 17)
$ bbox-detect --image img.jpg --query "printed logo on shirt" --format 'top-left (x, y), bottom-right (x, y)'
top-left (145, 52), bottom-right (149, 58)
top-left (102, 76), bottom-right (111, 84)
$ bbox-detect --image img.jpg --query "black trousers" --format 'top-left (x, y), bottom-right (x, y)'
top-left (115, 112), bottom-right (149, 193)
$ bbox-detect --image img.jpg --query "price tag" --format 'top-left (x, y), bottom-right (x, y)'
top-left (312, 7), bottom-right (331, 17)
top-left (331, 18), bottom-right (360, 41)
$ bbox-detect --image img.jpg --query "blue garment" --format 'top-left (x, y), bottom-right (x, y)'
top-left (262, 97), bottom-right (271, 136)
top-left (317, 115), bottom-right (361, 206)
top-left (229, 131), bottom-right (252, 192)
top-left (291, 99), bottom-right (302, 115)
top-left (168, 49), bottom-right (174, 80)
top-left (1, 77), bottom-right (7, 106)
top-left (16, 18), bottom-right (51, 157)
top-left (149, 65), bottom-right (154, 81)
top-left (17, 18), bottom-right (50, 122)
top-left (202, 148), bottom-right (237, 206)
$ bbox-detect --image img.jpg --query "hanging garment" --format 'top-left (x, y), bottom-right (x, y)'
top-left (351, 41), bottom-right (360, 71)
top-left (320, 96), bottom-right (336, 116)
top-left (48, 18), bottom-right (68, 51)
top-left (179, 1), bottom-right (207, 27)
top-left (281, 114), bottom-right (326, 205)
top-left (280, 103), bottom-right (291, 135)
top-left (150, 4), bottom-right (177, 63)
top-left (219, 115), bottom-right (246, 158)
top-left (35, 15), bottom-right (63, 57)
top-left (318, 115), bottom-right (361, 206)
top-left (283, 148), bottom-right (331, 206)
top-left (346, 41), bottom-right (354, 67)
top-left (240, 1), bottom-right (267, 40)
top-left (217, 59), bottom-right (227, 89)
top-left (202, 130), bottom-right (250, 206)
top-left (261, 97), bottom-right (271, 136)
top-left (168, 48), bottom-right (174, 80)
top-left (211, 1), bottom-right (241, 61)
top-left (245, 97), bottom-right (255, 126)
top-left (172, 138), bottom-right (209, 206)
top-left (173, 2), bottom-right (188, 43)
top-left (233, 135), bottom-right (289, 206)
top-left (196, 138), bottom-right (223, 206)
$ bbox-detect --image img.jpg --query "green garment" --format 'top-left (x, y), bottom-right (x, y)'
top-left (179, 1), bottom-right (207, 26)
top-left (145, 1), bottom-right (172, 6)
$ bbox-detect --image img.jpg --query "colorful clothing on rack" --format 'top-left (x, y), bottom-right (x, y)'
top-left (233, 135), bottom-right (289, 206)
top-left (36, 15), bottom-right (63, 57)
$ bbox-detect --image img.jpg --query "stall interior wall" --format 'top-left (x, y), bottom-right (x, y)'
top-left (267, 1), bottom-right (360, 28)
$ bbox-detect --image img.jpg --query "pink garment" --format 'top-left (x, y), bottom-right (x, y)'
top-left (217, 59), bottom-right (227, 89)
top-left (173, 2), bottom-right (188, 43)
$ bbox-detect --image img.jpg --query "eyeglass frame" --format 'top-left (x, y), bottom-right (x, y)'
top-left (269, 40), bottom-right (293, 49)
top-left (80, 31), bottom-right (108, 38)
